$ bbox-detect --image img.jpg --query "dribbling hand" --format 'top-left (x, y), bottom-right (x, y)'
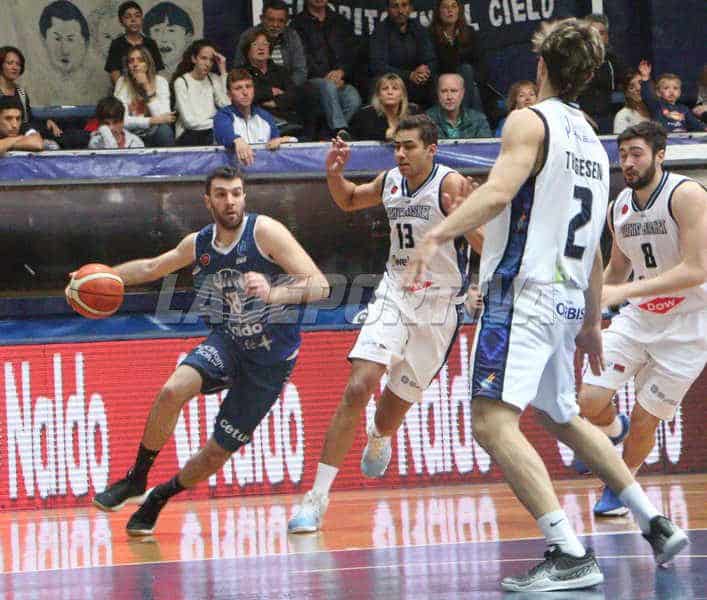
top-left (403, 233), bottom-right (440, 291)
top-left (325, 137), bottom-right (350, 175)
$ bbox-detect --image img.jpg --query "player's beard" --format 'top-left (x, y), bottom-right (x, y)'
top-left (624, 158), bottom-right (657, 190)
top-left (212, 206), bottom-right (244, 231)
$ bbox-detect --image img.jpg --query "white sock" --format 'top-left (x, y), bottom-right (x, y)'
top-left (537, 510), bottom-right (585, 557)
top-left (619, 482), bottom-right (660, 533)
top-left (599, 416), bottom-right (622, 438)
top-left (312, 463), bottom-right (338, 496)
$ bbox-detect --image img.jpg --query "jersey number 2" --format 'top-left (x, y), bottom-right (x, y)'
top-left (396, 223), bottom-right (415, 248)
top-left (564, 185), bottom-right (592, 259)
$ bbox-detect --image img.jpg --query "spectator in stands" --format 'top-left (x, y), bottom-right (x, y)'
top-left (144, 2), bottom-right (195, 76)
top-left (293, 0), bottom-right (361, 138)
top-left (39, 1), bottom-right (90, 77)
top-left (114, 45), bottom-right (176, 146)
top-left (0, 96), bottom-right (43, 155)
top-left (234, 0), bottom-right (307, 87)
top-left (214, 68), bottom-right (296, 165)
top-left (105, 1), bottom-right (165, 85)
top-left (429, 0), bottom-right (485, 113)
top-left (577, 13), bottom-right (627, 134)
top-left (638, 61), bottom-right (707, 133)
top-left (370, 0), bottom-right (437, 108)
top-left (613, 70), bottom-right (650, 134)
top-left (426, 73), bottom-right (491, 139)
top-left (693, 65), bottom-right (707, 124)
top-left (0, 45), bottom-right (88, 150)
top-left (240, 30), bottom-right (316, 140)
top-left (89, 96), bottom-right (144, 148)
top-left (349, 73), bottom-right (420, 141)
top-left (172, 40), bottom-right (229, 146)
top-left (494, 79), bottom-right (537, 136)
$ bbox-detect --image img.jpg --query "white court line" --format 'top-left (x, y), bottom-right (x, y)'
top-left (290, 554), bottom-right (707, 575)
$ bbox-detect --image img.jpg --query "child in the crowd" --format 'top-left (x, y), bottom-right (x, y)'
top-left (638, 60), bottom-right (707, 132)
top-left (494, 80), bottom-right (537, 136)
top-left (88, 96), bottom-right (144, 148)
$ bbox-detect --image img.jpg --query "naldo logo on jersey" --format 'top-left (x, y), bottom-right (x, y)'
top-left (555, 302), bottom-right (585, 320)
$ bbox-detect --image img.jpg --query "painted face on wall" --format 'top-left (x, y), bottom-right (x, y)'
top-left (43, 17), bottom-right (88, 74)
top-left (148, 18), bottom-right (193, 70)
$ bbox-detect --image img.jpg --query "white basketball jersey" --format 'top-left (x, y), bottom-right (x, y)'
top-left (382, 163), bottom-right (471, 299)
top-left (612, 172), bottom-right (707, 314)
top-left (479, 98), bottom-right (610, 289)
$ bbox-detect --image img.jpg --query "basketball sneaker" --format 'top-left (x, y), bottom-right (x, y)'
top-left (126, 488), bottom-right (169, 536)
top-left (500, 547), bottom-right (604, 592)
top-left (593, 485), bottom-right (630, 516)
top-left (93, 470), bottom-right (151, 512)
top-left (287, 490), bottom-right (329, 533)
top-left (360, 422), bottom-right (392, 478)
top-left (572, 413), bottom-right (630, 475)
top-left (643, 515), bottom-right (689, 565)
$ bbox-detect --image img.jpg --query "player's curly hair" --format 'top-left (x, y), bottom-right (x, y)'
top-left (532, 18), bottom-right (604, 102)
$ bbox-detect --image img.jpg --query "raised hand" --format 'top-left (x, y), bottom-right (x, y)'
top-left (638, 60), bottom-right (652, 81)
top-left (325, 137), bottom-right (351, 175)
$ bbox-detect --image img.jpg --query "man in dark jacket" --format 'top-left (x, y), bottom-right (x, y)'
top-left (577, 14), bottom-right (627, 134)
top-left (293, 0), bottom-right (361, 137)
top-left (369, 0), bottom-right (438, 108)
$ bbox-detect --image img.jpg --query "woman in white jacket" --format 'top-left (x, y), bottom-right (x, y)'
top-left (114, 45), bottom-right (176, 147)
top-left (171, 39), bottom-right (230, 146)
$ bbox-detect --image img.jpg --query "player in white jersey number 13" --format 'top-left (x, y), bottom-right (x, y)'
top-left (577, 121), bottom-right (707, 516)
top-left (288, 114), bottom-right (483, 535)
top-left (406, 19), bottom-right (688, 593)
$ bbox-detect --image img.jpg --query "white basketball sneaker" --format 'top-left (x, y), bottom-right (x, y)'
top-left (288, 490), bottom-right (329, 533)
top-left (360, 422), bottom-right (392, 478)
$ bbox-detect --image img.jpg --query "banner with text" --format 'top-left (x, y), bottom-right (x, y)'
top-left (1, 326), bottom-right (704, 511)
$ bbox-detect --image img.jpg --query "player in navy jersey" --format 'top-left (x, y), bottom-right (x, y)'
top-left (407, 20), bottom-right (688, 592)
top-left (86, 166), bottom-right (329, 535)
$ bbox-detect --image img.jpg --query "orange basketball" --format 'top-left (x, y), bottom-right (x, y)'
top-left (67, 263), bottom-right (124, 319)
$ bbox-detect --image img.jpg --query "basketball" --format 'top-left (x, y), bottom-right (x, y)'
top-left (67, 263), bottom-right (124, 319)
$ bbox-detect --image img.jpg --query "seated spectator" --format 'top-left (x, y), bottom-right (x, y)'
top-left (89, 96), bottom-right (144, 148)
top-left (613, 70), bottom-right (650, 134)
top-left (144, 1), bottom-right (195, 76)
top-left (293, 0), bottom-right (361, 138)
top-left (214, 69), bottom-right (296, 165)
top-left (114, 45), bottom-right (176, 146)
top-left (105, 1), bottom-right (165, 85)
top-left (638, 61), bottom-right (707, 133)
top-left (429, 0), bottom-right (486, 113)
top-left (234, 0), bottom-right (307, 87)
top-left (172, 39), bottom-right (229, 146)
top-left (349, 73), bottom-right (420, 141)
top-left (577, 14), bottom-right (627, 134)
top-left (693, 65), bottom-right (707, 124)
top-left (426, 73), bottom-right (491, 139)
top-left (494, 80), bottom-right (537, 136)
top-left (239, 30), bottom-right (304, 136)
top-left (0, 96), bottom-right (43, 155)
top-left (370, 0), bottom-right (437, 108)
top-left (0, 45), bottom-right (88, 150)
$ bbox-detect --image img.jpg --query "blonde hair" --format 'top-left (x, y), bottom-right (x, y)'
top-left (656, 73), bottom-right (681, 87)
top-left (371, 73), bottom-right (409, 119)
top-left (120, 45), bottom-right (158, 101)
top-left (532, 18), bottom-right (604, 101)
top-left (507, 80), bottom-right (538, 111)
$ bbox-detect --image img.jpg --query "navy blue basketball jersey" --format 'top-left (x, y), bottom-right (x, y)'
top-left (192, 214), bottom-right (300, 364)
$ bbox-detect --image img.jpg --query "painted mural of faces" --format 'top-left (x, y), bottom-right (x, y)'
top-left (144, 2), bottom-right (195, 72)
top-left (90, 2), bottom-right (124, 60)
top-left (39, 1), bottom-right (90, 75)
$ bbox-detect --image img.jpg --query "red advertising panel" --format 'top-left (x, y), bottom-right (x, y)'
top-left (0, 326), bottom-right (705, 511)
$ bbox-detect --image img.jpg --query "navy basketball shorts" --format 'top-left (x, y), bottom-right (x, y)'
top-left (181, 330), bottom-right (296, 452)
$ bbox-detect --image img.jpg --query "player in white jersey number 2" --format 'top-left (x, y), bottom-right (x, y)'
top-left (407, 20), bottom-right (688, 593)
top-left (288, 114), bottom-right (483, 534)
top-left (576, 121), bottom-right (707, 516)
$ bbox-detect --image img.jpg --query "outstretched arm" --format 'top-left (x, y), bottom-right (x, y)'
top-left (440, 172), bottom-right (484, 255)
top-left (603, 203), bottom-right (633, 285)
top-left (113, 233), bottom-right (197, 286)
top-left (247, 216), bottom-right (330, 305)
top-left (602, 181), bottom-right (707, 307)
top-left (326, 137), bottom-right (384, 212)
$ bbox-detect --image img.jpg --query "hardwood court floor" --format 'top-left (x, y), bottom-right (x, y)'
top-left (0, 473), bottom-right (705, 599)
